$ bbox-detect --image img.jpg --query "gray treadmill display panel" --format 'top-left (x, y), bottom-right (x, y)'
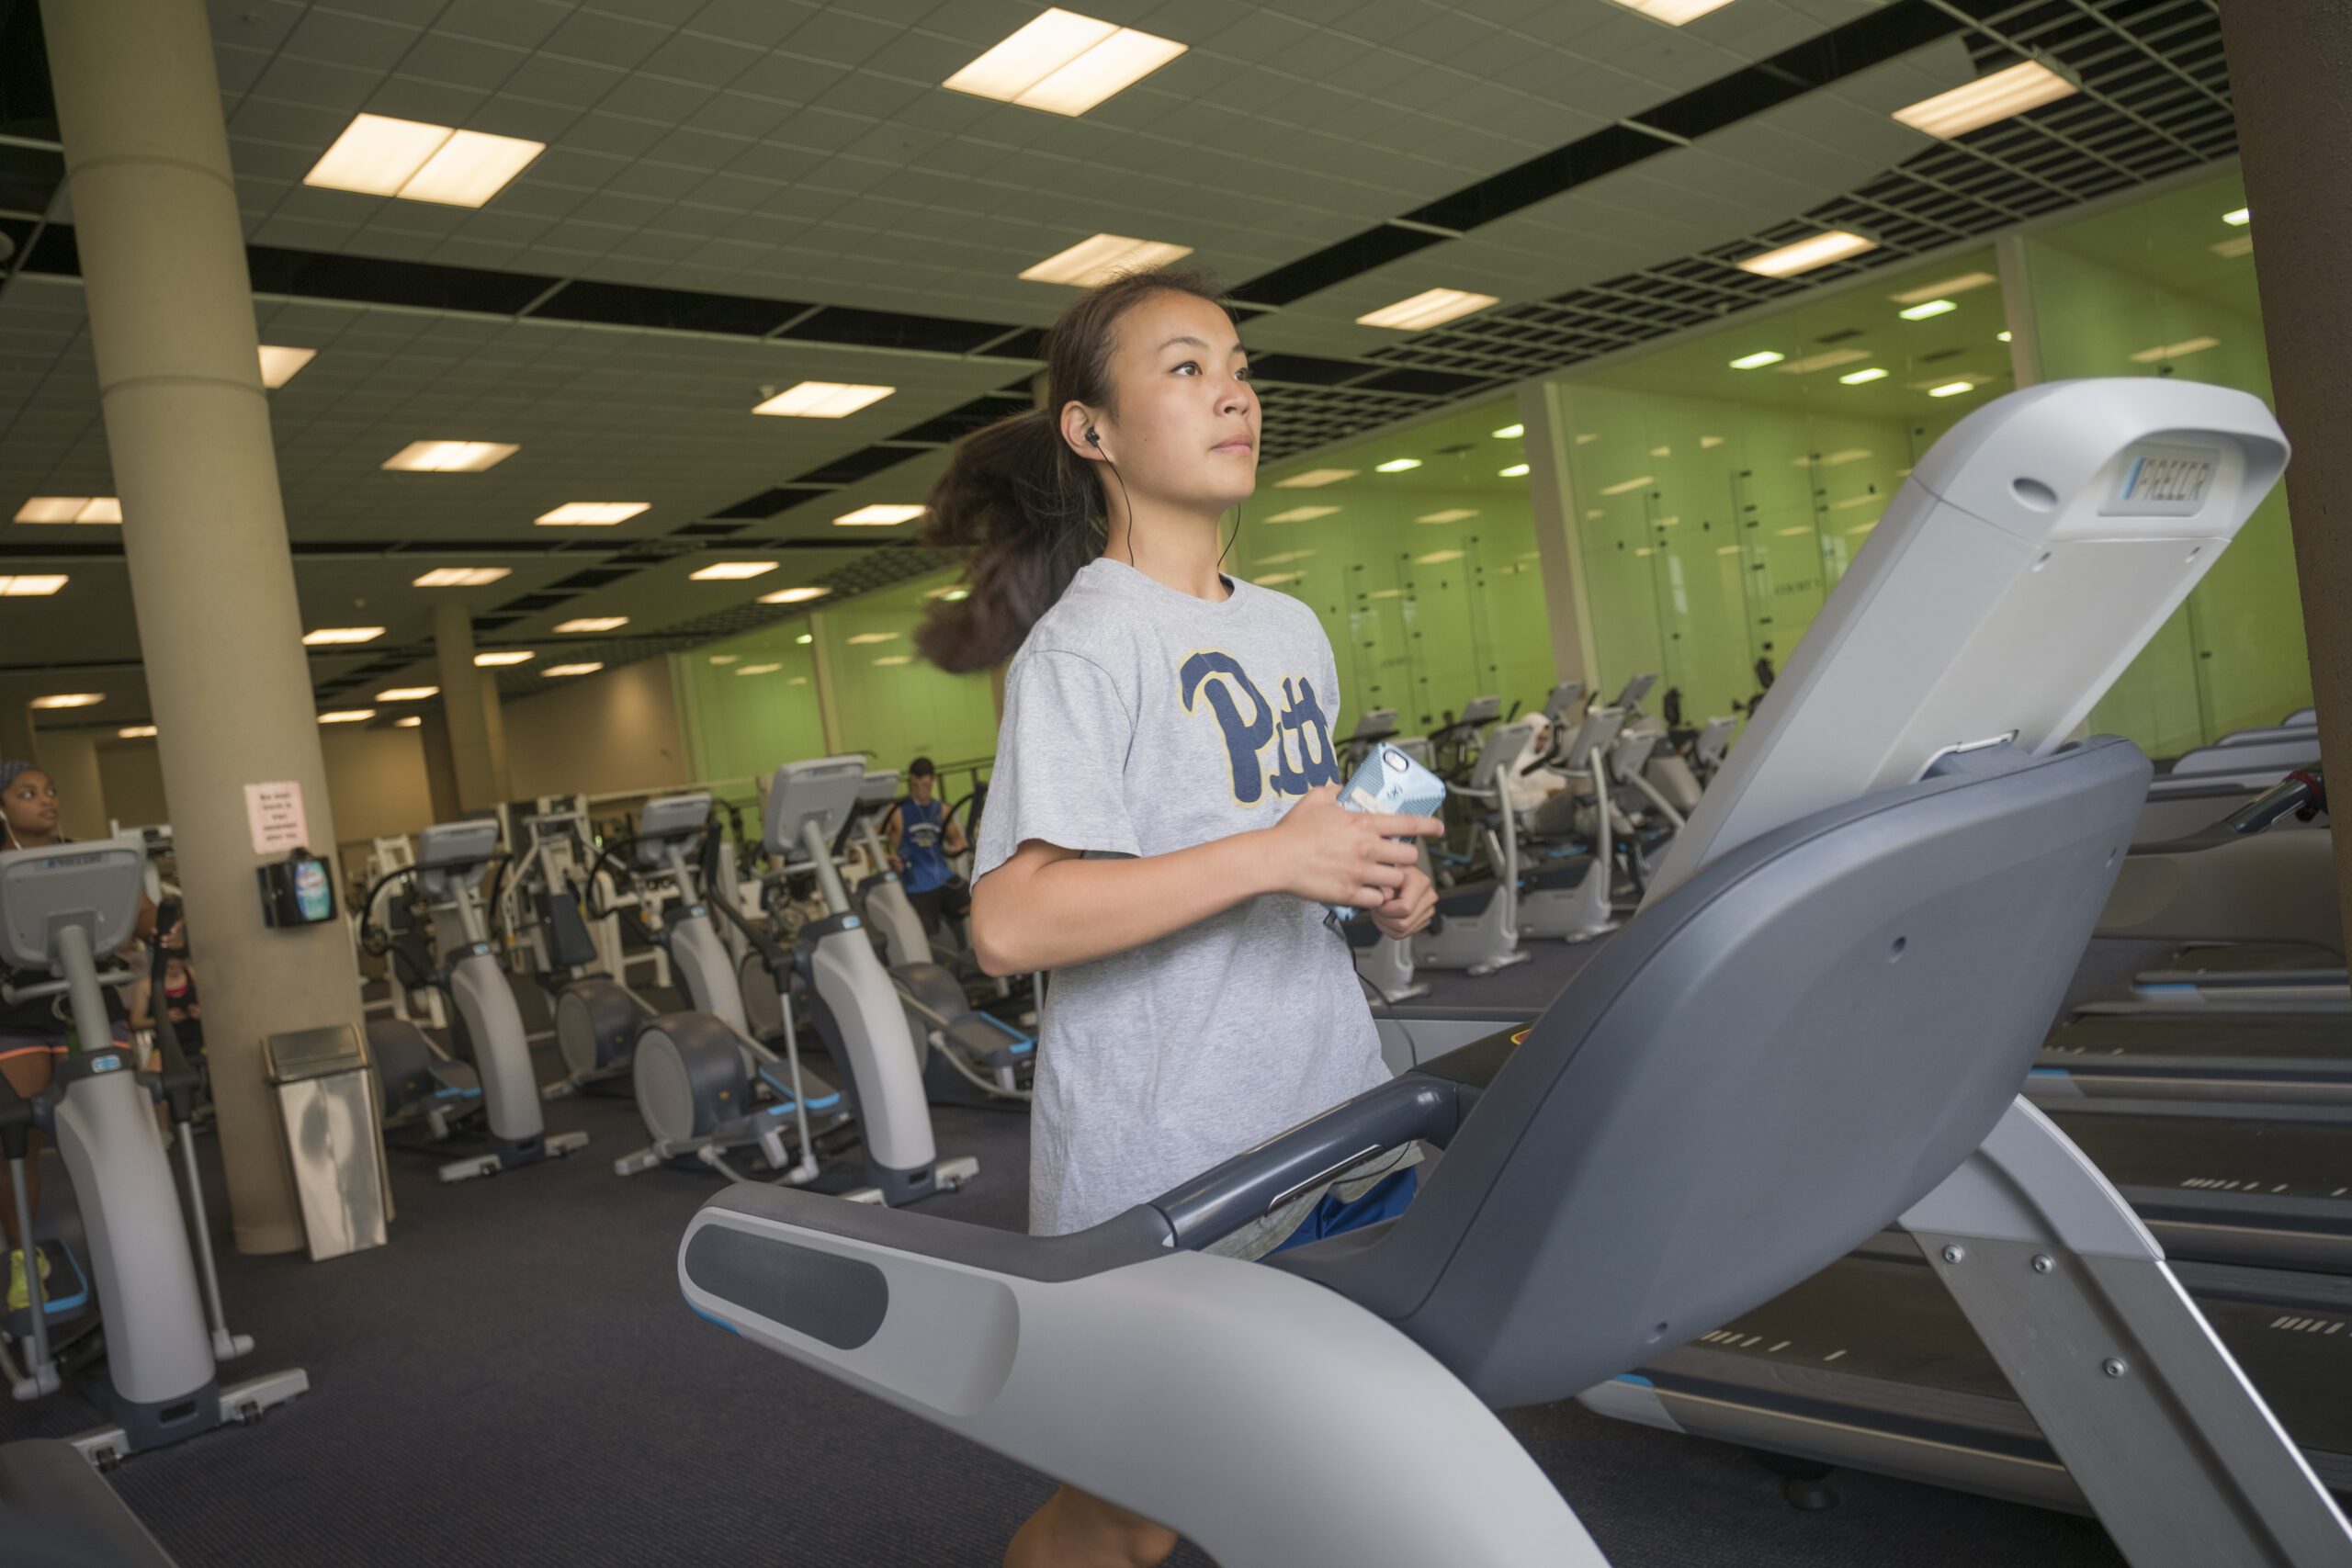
top-left (0, 840), bottom-right (145, 969)
top-left (762, 758), bottom-right (865, 861)
top-left (415, 819), bottom-right (502, 872)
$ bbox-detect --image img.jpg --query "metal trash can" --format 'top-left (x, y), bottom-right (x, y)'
top-left (265, 1024), bottom-right (390, 1261)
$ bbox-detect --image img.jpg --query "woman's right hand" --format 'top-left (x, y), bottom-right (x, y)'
top-left (1268, 785), bottom-right (1444, 910)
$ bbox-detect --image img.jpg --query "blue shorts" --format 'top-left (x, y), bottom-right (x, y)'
top-left (1270, 1167), bottom-right (1419, 1255)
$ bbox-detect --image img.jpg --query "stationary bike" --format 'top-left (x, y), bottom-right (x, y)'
top-left (0, 838), bottom-right (306, 1464)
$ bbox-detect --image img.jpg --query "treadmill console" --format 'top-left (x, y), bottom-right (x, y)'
top-left (1456, 695), bottom-right (1502, 728)
top-left (635, 794), bottom-right (713, 867)
top-left (1541, 682), bottom-right (1586, 726)
top-left (0, 838), bottom-right (148, 970)
top-left (763, 759), bottom-right (866, 861)
top-left (1611, 672), bottom-right (1658, 711)
top-left (1349, 708), bottom-right (1398, 740)
top-left (1466, 722), bottom-right (1538, 793)
top-left (416, 819), bottom-right (503, 874)
top-left (859, 771), bottom-right (902, 808)
top-left (1560, 708), bottom-right (1626, 773)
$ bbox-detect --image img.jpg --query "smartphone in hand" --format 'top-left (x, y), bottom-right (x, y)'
top-left (1330, 742), bottom-right (1448, 921)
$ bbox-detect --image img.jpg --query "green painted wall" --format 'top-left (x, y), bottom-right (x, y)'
top-left (675, 570), bottom-right (998, 789)
top-left (2024, 172), bottom-right (2312, 750)
top-left (1250, 399), bottom-right (1553, 736)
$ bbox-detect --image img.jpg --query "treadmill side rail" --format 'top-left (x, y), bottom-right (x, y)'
top-left (680, 1202), bottom-right (1600, 1568)
top-left (1903, 1099), bottom-right (2352, 1567)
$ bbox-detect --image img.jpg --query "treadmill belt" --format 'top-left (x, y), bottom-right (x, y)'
top-left (1645, 1248), bottom-right (2352, 1484)
top-left (2145, 942), bottom-right (2345, 984)
top-left (2041, 1108), bottom-right (2352, 1201)
top-left (2044, 1012), bottom-right (2352, 1064)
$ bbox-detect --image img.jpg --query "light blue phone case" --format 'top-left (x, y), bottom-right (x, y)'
top-left (1330, 741), bottom-right (1448, 920)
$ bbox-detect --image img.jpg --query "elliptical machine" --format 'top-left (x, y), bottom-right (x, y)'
top-left (361, 820), bottom-right (588, 1183)
top-left (0, 838), bottom-right (306, 1464)
top-left (1414, 719), bottom-right (1537, 978)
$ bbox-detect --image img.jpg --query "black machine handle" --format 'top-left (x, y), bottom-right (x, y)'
top-left (146, 897), bottom-right (203, 1122)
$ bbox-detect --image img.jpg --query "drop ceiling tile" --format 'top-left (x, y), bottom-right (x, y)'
top-left (683, 0), bottom-right (808, 51)
top-left (364, 80), bottom-right (492, 129)
top-left (783, 8), bottom-right (907, 68)
top-left (215, 44), bottom-right (274, 98)
top-left (281, 8), bottom-right (424, 72)
top-left (537, 9), bottom-right (676, 71)
top-left (396, 32), bottom-right (536, 92)
top-left (500, 53), bottom-right (629, 109)
top-left (249, 55), bottom-right (384, 113)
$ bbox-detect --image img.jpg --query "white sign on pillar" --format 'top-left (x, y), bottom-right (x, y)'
top-left (244, 781), bottom-right (310, 854)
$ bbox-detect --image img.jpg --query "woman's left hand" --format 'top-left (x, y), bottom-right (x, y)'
top-left (1369, 866), bottom-right (1437, 941)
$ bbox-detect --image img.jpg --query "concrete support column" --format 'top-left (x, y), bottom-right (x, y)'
top-left (1515, 379), bottom-right (1598, 694)
top-left (42, 0), bottom-right (368, 1252)
top-left (416, 706), bottom-right (462, 825)
top-left (432, 602), bottom-right (501, 810)
top-left (808, 612), bottom-right (845, 754)
top-left (31, 727), bottom-right (108, 839)
top-left (2217, 1), bottom-right (2352, 949)
top-left (477, 670), bottom-right (512, 805)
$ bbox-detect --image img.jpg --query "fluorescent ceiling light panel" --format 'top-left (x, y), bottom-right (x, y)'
top-left (1415, 549), bottom-right (1465, 565)
top-left (1728, 350), bottom-right (1785, 370)
top-left (846, 632), bottom-right (900, 646)
top-left (690, 561), bottom-right (778, 581)
top-left (760, 586), bottom-right (833, 604)
top-left (1898, 299), bottom-right (1958, 321)
top-left (14, 497), bottom-right (119, 524)
top-left (944, 10), bottom-right (1185, 117)
top-left (412, 567), bottom-right (511, 587)
top-left (2129, 336), bottom-right (2221, 364)
top-left (752, 382), bottom-right (896, 419)
top-left (1776, 348), bottom-right (1871, 374)
top-left (2223, 208), bottom-right (2250, 227)
top-left (383, 441), bottom-right (517, 473)
top-left (1997, 331), bottom-right (2013, 343)
top-left (833, 504), bottom-right (926, 526)
top-left (1272, 469), bottom-right (1356, 489)
top-left (30, 694), bottom-right (100, 708)
top-left (1265, 506), bottom-right (1340, 523)
top-left (474, 651), bottom-right (535, 666)
top-left (1890, 272), bottom-right (1998, 306)
top-left (1355, 288), bottom-right (1498, 332)
top-left (119, 726), bottom-right (157, 739)
top-left (543, 663), bottom-right (603, 678)
top-left (396, 716), bottom-right (422, 728)
top-left (555, 616), bottom-right (628, 633)
top-left (375, 686), bottom-right (439, 702)
top-left (796, 635), bottom-right (813, 645)
top-left (1736, 231), bottom-right (1876, 278)
top-left (303, 114), bottom-right (542, 207)
top-left (737, 663), bottom-right (783, 676)
top-left (709, 656), bottom-right (740, 665)
top-left (1894, 62), bottom-right (2077, 140)
top-left (1021, 234), bottom-right (1194, 286)
top-left (302, 626), bottom-right (383, 645)
top-left (0, 575), bottom-right (68, 596)
top-left (317, 709), bottom-right (375, 724)
top-left (1374, 458), bottom-right (1422, 473)
top-left (1251, 572), bottom-right (1302, 587)
top-left (1499, 463), bottom-right (1531, 478)
top-left (1839, 367), bottom-right (1891, 385)
top-left (874, 655), bottom-right (914, 667)
top-left (1928, 381), bottom-right (1976, 399)
top-left (257, 345), bottom-right (316, 388)
top-left (1600, 475), bottom-right (1655, 496)
top-left (1607, 0), bottom-right (1742, 27)
top-left (1417, 509), bottom-right (1478, 524)
top-left (1491, 423), bottom-right (1524, 439)
top-left (536, 502), bottom-right (648, 526)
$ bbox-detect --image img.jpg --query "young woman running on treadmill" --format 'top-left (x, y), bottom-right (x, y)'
top-left (919, 269), bottom-right (1442, 1568)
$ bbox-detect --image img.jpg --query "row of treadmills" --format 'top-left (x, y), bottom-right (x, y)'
top-left (1590, 710), bottom-right (2352, 1517)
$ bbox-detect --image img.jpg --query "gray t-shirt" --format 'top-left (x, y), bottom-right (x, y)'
top-left (976, 558), bottom-right (1388, 1235)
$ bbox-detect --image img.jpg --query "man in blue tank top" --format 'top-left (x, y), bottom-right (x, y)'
top-left (885, 757), bottom-right (968, 936)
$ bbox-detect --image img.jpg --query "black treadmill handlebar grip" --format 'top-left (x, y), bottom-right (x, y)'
top-left (1148, 1075), bottom-right (1463, 1250)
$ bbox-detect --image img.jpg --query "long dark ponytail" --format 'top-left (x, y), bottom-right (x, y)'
top-left (915, 266), bottom-right (1229, 674)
